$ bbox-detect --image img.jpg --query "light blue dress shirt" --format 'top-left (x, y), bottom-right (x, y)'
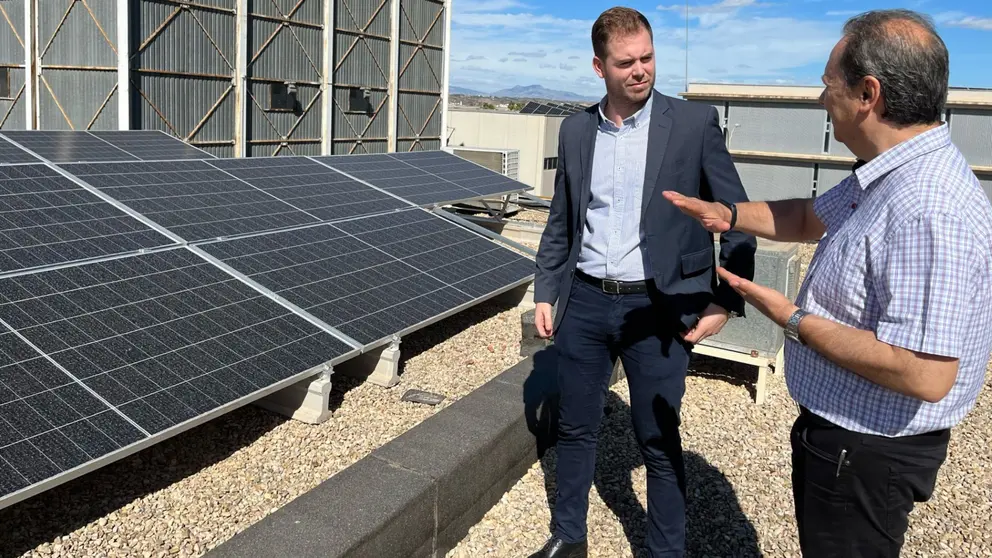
top-left (576, 92), bottom-right (653, 281)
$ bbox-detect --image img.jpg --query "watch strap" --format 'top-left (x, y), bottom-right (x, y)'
top-left (717, 199), bottom-right (737, 230)
top-left (786, 308), bottom-right (809, 345)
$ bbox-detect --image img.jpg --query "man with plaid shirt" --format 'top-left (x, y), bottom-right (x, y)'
top-left (664, 9), bottom-right (992, 557)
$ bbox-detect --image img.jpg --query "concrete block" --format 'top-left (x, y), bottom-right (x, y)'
top-left (206, 454), bottom-right (435, 558)
top-left (209, 349), bottom-right (563, 558)
top-left (336, 340), bottom-right (401, 388)
top-left (254, 369), bottom-right (332, 424)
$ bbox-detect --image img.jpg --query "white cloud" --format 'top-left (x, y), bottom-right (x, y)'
top-left (657, 0), bottom-right (774, 27)
top-left (825, 10), bottom-right (860, 17)
top-left (457, 0), bottom-right (531, 13)
top-left (935, 12), bottom-right (992, 31)
top-left (450, 1), bottom-right (840, 96)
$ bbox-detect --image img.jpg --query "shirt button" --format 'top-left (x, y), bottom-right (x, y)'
top-left (851, 203), bottom-right (857, 209)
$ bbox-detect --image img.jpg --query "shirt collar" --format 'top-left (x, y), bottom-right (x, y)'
top-left (598, 89), bottom-right (653, 131)
top-left (853, 123), bottom-right (951, 190)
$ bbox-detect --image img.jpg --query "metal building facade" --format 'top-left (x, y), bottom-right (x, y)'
top-left (691, 84), bottom-right (992, 201)
top-left (1, 0), bottom-right (450, 158)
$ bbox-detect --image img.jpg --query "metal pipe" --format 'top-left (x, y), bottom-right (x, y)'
top-left (248, 12), bottom-right (323, 30)
top-left (23, 0), bottom-right (33, 129)
top-left (321, 0), bottom-right (334, 155)
top-left (117, 0), bottom-right (129, 129)
top-left (248, 138), bottom-right (322, 144)
top-left (387, 0), bottom-right (400, 152)
top-left (133, 67), bottom-right (233, 80)
top-left (159, 0), bottom-right (236, 15)
top-left (37, 64), bottom-right (117, 71)
top-left (431, 207), bottom-right (538, 257)
top-left (440, 0), bottom-right (452, 146)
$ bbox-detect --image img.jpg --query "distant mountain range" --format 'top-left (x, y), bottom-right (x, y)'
top-left (450, 84), bottom-right (600, 102)
top-left (449, 85), bottom-right (488, 96)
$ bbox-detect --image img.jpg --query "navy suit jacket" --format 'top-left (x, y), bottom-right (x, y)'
top-left (534, 90), bottom-right (757, 332)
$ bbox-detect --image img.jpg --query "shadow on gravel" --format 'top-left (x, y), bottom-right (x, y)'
top-left (0, 368), bottom-right (376, 558)
top-left (0, 403), bottom-right (286, 558)
top-left (397, 297), bottom-right (520, 374)
top-left (523, 346), bottom-right (761, 558)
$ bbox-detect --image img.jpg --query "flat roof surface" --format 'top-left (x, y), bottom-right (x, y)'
top-left (681, 83), bottom-right (992, 107)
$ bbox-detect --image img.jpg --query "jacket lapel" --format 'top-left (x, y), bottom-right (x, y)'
top-left (641, 94), bottom-right (673, 219)
top-left (576, 109), bottom-right (598, 231)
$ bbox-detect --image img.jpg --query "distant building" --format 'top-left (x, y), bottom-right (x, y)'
top-left (682, 83), bottom-right (992, 201)
top-left (447, 107), bottom-right (563, 197)
top-left (447, 83), bottom-right (992, 202)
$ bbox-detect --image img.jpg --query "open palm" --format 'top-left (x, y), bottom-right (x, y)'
top-left (662, 191), bottom-right (731, 233)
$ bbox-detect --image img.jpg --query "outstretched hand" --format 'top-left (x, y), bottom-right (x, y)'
top-left (662, 191), bottom-right (732, 233)
top-left (716, 266), bottom-right (797, 328)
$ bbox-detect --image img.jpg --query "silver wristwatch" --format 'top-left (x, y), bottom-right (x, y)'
top-left (784, 308), bottom-right (809, 345)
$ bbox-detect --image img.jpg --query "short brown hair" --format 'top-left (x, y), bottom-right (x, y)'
top-left (591, 7), bottom-right (652, 60)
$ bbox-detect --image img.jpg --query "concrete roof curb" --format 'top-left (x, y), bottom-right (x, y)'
top-left (206, 346), bottom-right (562, 558)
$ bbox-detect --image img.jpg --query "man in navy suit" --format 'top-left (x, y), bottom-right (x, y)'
top-left (529, 6), bottom-right (757, 558)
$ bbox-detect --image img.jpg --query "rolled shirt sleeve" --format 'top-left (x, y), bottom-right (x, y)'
top-left (872, 213), bottom-right (978, 359)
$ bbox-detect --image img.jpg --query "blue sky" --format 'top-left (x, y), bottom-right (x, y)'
top-left (449, 0), bottom-right (992, 98)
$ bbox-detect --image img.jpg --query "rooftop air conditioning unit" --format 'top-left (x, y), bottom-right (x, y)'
top-left (441, 146), bottom-right (521, 213)
top-left (443, 146), bottom-right (519, 180)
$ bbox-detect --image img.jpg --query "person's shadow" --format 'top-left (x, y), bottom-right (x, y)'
top-left (523, 345), bottom-right (762, 557)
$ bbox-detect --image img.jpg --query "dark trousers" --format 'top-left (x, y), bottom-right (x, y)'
top-left (553, 278), bottom-right (691, 557)
top-left (791, 407), bottom-right (950, 557)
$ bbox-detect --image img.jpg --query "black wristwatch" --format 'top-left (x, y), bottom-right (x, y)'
top-left (717, 199), bottom-right (737, 230)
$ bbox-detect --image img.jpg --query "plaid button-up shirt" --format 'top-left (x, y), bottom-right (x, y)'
top-left (785, 123), bottom-right (992, 437)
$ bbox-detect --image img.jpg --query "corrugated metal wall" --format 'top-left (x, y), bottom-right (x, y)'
top-left (816, 163), bottom-right (853, 197)
top-left (978, 173), bottom-right (992, 202)
top-left (37, 0), bottom-right (119, 130)
top-left (332, 0), bottom-right (391, 154)
top-left (949, 109), bottom-right (992, 167)
top-left (7, 0), bottom-right (451, 155)
top-left (734, 159), bottom-right (814, 201)
top-left (726, 102), bottom-right (827, 155)
top-left (0, 1), bottom-right (27, 129)
top-left (396, 0), bottom-right (443, 152)
top-left (246, 0), bottom-right (324, 157)
top-left (131, 0), bottom-right (237, 157)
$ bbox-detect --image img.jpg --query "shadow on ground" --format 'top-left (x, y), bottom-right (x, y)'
top-left (522, 346), bottom-right (761, 558)
top-left (0, 297), bottom-right (522, 556)
top-left (0, 364), bottom-right (389, 557)
top-left (397, 297), bottom-right (520, 374)
top-left (0, 403), bottom-right (286, 557)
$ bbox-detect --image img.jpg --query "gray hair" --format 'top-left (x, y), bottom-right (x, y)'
top-left (840, 9), bottom-right (949, 125)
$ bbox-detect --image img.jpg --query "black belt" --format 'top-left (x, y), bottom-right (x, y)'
top-left (575, 269), bottom-right (650, 294)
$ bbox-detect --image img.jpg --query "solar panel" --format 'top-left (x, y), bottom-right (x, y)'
top-left (206, 156), bottom-right (410, 223)
top-left (1, 131), bottom-right (212, 164)
top-left (314, 155), bottom-right (472, 207)
top-left (198, 209), bottom-right (534, 346)
top-left (0, 164), bottom-right (176, 274)
top-left (89, 131), bottom-right (213, 161)
top-left (0, 136), bottom-right (42, 166)
top-left (59, 160), bottom-right (319, 242)
top-left (0, 248), bottom-right (354, 509)
top-left (1, 131), bottom-right (138, 163)
top-left (518, 101), bottom-right (540, 114)
top-left (388, 151), bottom-right (527, 199)
top-left (335, 209), bottom-right (536, 300)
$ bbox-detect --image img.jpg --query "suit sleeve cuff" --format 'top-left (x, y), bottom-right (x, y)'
top-left (713, 283), bottom-right (746, 317)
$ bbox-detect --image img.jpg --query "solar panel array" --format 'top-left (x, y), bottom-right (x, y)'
top-left (316, 150), bottom-right (526, 206)
top-left (0, 131), bottom-right (535, 511)
top-left (0, 131), bottom-right (213, 164)
top-left (518, 100), bottom-right (589, 116)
